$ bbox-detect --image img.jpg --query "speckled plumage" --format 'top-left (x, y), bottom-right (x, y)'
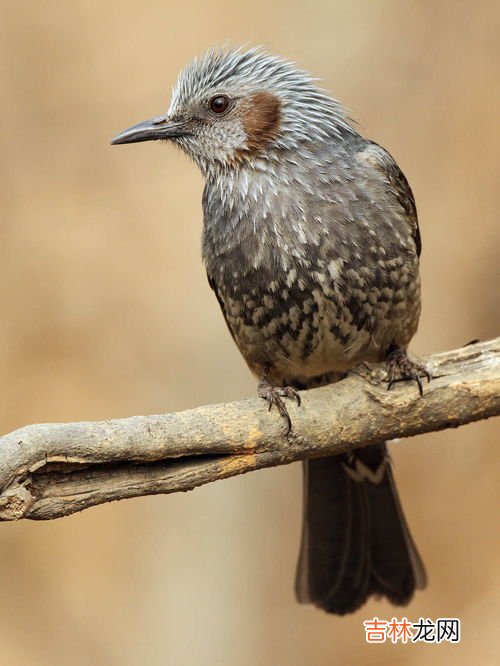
top-left (203, 133), bottom-right (421, 384)
top-left (112, 46), bottom-right (427, 615)
top-left (163, 48), bottom-right (422, 384)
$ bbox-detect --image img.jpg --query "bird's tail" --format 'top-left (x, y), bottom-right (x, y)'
top-left (295, 444), bottom-right (426, 615)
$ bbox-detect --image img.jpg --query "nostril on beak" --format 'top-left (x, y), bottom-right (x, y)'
top-left (151, 115), bottom-right (169, 125)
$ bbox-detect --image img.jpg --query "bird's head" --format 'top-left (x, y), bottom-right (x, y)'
top-left (111, 47), bottom-right (353, 173)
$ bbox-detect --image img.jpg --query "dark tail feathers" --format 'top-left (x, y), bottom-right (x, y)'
top-left (295, 444), bottom-right (426, 615)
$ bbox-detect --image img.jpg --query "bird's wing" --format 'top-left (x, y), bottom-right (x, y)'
top-left (207, 272), bottom-right (239, 345)
top-left (356, 140), bottom-right (421, 257)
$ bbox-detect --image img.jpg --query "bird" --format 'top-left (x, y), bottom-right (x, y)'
top-left (111, 46), bottom-right (429, 615)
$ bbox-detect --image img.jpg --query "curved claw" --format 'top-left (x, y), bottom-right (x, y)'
top-left (385, 347), bottom-right (431, 397)
top-left (257, 380), bottom-right (301, 435)
top-left (279, 386), bottom-right (301, 407)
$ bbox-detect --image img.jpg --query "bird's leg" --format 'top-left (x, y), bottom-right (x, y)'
top-left (257, 372), bottom-right (301, 435)
top-left (385, 344), bottom-right (431, 397)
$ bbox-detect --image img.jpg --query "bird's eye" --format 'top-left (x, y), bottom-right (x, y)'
top-left (209, 95), bottom-right (230, 114)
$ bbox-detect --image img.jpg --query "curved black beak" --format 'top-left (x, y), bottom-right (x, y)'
top-left (110, 115), bottom-right (189, 145)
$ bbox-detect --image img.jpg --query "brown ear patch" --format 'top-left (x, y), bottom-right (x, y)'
top-left (241, 92), bottom-right (281, 155)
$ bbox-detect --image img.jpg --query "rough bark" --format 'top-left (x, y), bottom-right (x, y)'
top-left (0, 338), bottom-right (498, 521)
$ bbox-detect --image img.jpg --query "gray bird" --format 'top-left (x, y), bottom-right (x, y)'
top-left (111, 47), bottom-right (429, 615)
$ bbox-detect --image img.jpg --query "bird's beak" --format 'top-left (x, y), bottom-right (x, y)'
top-left (110, 114), bottom-right (190, 145)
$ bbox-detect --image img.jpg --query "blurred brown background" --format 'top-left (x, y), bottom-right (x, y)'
top-left (0, 1), bottom-right (498, 664)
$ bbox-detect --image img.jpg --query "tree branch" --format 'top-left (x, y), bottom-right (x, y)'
top-left (0, 338), bottom-right (498, 522)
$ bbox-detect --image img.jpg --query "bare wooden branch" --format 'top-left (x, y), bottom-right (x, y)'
top-left (0, 338), bottom-right (498, 522)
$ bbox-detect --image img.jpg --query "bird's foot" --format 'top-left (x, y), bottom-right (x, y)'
top-left (257, 378), bottom-right (301, 434)
top-left (386, 345), bottom-right (431, 397)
